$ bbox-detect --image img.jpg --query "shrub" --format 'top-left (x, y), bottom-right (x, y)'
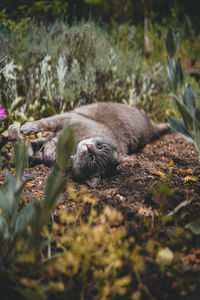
top-left (166, 27), bottom-right (200, 161)
top-left (0, 21), bottom-right (169, 125)
top-left (0, 123), bottom-right (74, 299)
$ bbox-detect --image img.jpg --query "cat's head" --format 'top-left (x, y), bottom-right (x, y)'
top-left (70, 138), bottom-right (126, 187)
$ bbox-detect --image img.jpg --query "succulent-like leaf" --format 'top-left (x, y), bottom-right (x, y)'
top-left (42, 165), bottom-right (65, 227)
top-left (0, 171), bottom-right (18, 220)
top-left (168, 117), bottom-right (193, 142)
top-left (166, 28), bottom-right (179, 58)
top-left (56, 125), bottom-right (75, 172)
top-left (175, 57), bottom-right (184, 88)
top-left (193, 127), bottom-right (200, 161)
top-left (14, 142), bottom-right (28, 185)
top-left (13, 200), bottom-right (40, 239)
top-left (183, 84), bottom-right (196, 117)
top-left (171, 96), bottom-right (194, 132)
top-left (195, 107), bottom-right (200, 123)
top-left (166, 56), bottom-right (175, 88)
top-left (0, 216), bottom-right (9, 241)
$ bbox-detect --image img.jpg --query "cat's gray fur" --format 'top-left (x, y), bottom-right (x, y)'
top-left (9, 102), bottom-right (170, 186)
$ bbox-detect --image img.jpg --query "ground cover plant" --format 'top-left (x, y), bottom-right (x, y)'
top-left (1, 16), bottom-right (200, 300)
top-left (0, 19), bottom-right (170, 127)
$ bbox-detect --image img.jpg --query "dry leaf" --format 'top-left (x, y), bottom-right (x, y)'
top-left (186, 169), bottom-right (193, 174)
top-left (184, 176), bottom-right (198, 183)
top-left (25, 182), bottom-right (35, 188)
top-left (150, 170), bottom-right (166, 179)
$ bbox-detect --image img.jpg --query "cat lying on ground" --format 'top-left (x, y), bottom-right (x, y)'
top-left (9, 102), bottom-right (170, 186)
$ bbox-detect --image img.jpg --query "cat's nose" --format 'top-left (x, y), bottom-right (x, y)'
top-left (86, 144), bottom-right (95, 154)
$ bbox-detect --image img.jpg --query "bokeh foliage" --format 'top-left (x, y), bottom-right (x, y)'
top-left (0, 20), bottom-right (170, 127)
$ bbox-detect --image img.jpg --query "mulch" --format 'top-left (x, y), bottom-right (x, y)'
top-left (22, 133), bottom-right (200, 232)
top-left (1, 132), bottom-right (200, 299)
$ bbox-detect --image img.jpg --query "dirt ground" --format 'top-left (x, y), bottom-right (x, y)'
top-left (2, 132), bottom-right (200, 299)
top-left (23, 133), bottom-right (200, 230)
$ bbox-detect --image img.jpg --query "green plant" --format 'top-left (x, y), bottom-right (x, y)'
top-left (0, 57), bottom-right (24, 126)
top-left (166, 27), bottom-right (200, 160)
top-left (0, 123), bottom-right (75, 299)
top-left (0, 21), bottom-right (170, 124)
top-left (165, 28), bottom-right (200, 236)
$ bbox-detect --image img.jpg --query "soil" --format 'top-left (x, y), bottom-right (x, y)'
top-left (1, 132), bottom-right (200, 299)
top-left (22, 133), bottom-right (200, 229)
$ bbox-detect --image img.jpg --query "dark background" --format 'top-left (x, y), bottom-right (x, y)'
top-left (0, 0), bottom-right (200, 32)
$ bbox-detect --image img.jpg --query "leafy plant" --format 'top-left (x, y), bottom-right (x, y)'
top-left (166, 27), bottom-right (200, 160)
top-left (165, 27), bottom-right (200, 236)
top-left (0, 21), bottom-right (170, 125)
top-left (0, 123), bottom-right (74, 299)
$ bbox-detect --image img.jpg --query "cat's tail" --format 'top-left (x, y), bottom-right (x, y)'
top-left (153, 122), bottom-right (171, 139)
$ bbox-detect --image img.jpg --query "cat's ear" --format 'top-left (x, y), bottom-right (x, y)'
top-left (85, 176), bottom-right (100, 188)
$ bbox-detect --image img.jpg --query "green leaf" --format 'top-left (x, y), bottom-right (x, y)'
top-left (0, 171), bottom-right (18, 220)
top-left (166, 56), bottom-right (175, 88)
top-left (183, 84), bottom-right (196, 117)
top-left (175, 57), bottom-right (184, 88)
top-left (10, 96), bottom-right (24, 112)
top-left (14, 142), bottom-right (28, 185)
top-left (193, 127), bottom-right (200, 161)
top-left (168, 198), bottom-right (198, 217)
top-left (171, 95), bottom-right (194, 132)
top-left (0, 216), bottom-right (9, 241)
top-left (195, 107), bottom-right (200, 123)
top-left (186, 221), bottom-right (200, 235)
top-left (168, 117), bottom-right (193, 142)
top-left (41, 166), bottom-right (65, 227)
top-left (165, 28), bottom-right (179, 57)
top-left (56, 125), bottom-right (75, 172)
top-left (13, 200), bottom-right (40, 239)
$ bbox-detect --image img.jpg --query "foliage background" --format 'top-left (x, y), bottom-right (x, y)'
top-left (1, 1), bottom-right (200, 299)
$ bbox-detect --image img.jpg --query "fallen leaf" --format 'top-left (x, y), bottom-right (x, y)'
top-left (186, 168), bottom-right (193, 174)
top-left (184, 176), bottom-right (198, 183)
top-left (150, 170), bottom-right (166, 179)
top-left (25, 182), bottom-right (35, 188)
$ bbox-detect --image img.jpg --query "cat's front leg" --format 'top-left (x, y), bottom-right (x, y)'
top-left (20, 121), bottom-right (42, 135)
top-left (20, 113), bottom-right (69, 135)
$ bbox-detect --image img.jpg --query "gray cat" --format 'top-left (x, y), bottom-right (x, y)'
top-left (9, 102), bottom-right (170, 186)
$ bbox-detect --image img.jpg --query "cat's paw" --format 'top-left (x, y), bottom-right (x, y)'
top-left (20, 122), bottom-right (39, 135)
top-left (8, 125), bottom-right (22, 141)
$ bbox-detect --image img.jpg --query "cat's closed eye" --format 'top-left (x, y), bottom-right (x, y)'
top-left (96, 143), bottom-right (106, 150)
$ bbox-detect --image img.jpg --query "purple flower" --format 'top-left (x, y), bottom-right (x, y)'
top-left (0, 107), bottom-right (8, 120)
top-left (22, 173), bottom-right (32, 181)
top-left (8, 137), bottom-right (16, 142)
